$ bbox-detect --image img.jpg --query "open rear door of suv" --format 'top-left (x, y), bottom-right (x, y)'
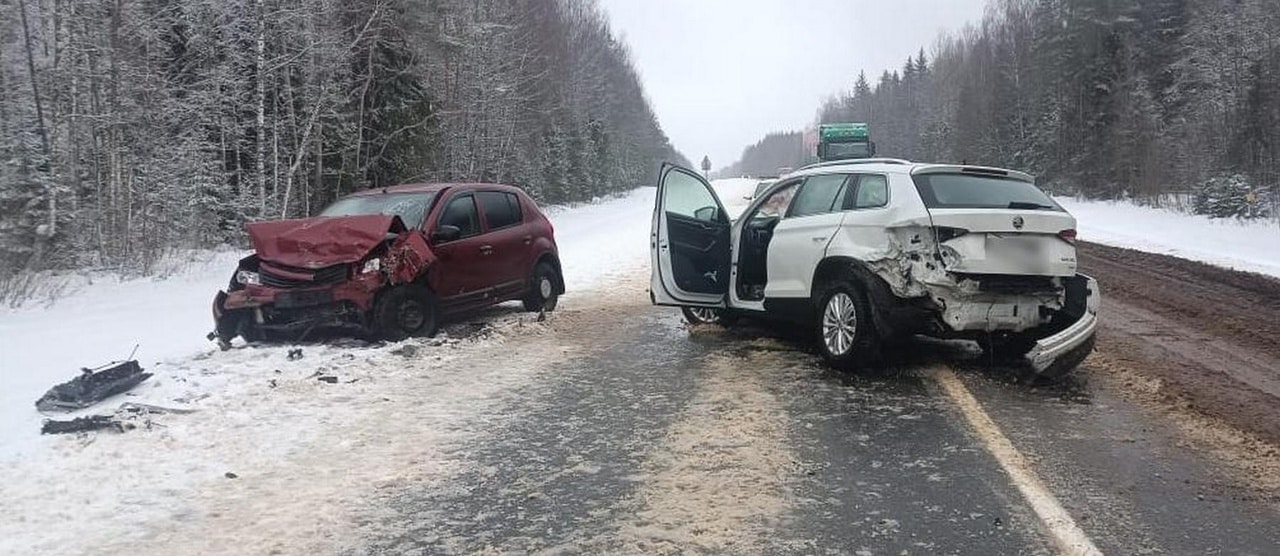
top-left (650, 164), bottom-right (731, 307)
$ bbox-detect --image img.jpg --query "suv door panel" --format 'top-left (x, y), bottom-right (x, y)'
top-left (651, 164), bottom-right (730, 307)
top-left (765, 174), bottom-right (850, 299)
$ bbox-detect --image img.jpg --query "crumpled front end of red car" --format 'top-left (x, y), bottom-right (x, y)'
top-left (210, 215), bottom-right (436, 348)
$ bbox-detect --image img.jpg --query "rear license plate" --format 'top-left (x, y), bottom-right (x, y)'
top-left (987, 235), bottom-right (1043, 261)
top-left (275, 289), bottom-right (333, 308)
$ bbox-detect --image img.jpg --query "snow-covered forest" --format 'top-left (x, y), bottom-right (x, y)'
top-left (730, 0), bottom-right (1279, 218)
top-left (0, 0), bottom-right (681, 276)
top-left (716, 131), bottom-right (806, 179)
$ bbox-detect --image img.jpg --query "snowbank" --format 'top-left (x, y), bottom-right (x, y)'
top-left (1057, 197), bottom-right (1280, 278)
top-left (0, 251), bottom-right (248, 462)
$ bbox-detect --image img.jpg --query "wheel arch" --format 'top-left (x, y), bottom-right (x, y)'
top-left (534, 251), bottom-right (566, 295)
top-left (811, 256), bottom-right (906, 339)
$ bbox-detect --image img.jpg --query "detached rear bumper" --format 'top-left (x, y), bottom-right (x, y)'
top-left (1025, 275), bottom-right (1100, 375)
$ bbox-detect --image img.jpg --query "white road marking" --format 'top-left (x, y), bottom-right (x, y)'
top-left (931, 366), bottom-right (1103, 556)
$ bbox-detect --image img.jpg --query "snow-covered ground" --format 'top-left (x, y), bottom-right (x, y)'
top-left (1057, 197), bottom-right (1280, 278)
top-left (0, 178), bottom-right (757, 555)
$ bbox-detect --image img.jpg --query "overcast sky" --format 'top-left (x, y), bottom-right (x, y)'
top-left (599, 0), bottom-right (989, 170)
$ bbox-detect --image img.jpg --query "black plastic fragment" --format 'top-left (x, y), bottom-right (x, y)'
top-left (40, 415), bottom-right (125, 435)
top-left (35, 360), bottom-right (152, 412)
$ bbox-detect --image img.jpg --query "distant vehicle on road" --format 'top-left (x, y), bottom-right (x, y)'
top-left (817, 122), bottom-right (877, 162)
top-left (650, 159), bottom-right (1098, 379)
top-left (212, 183), bottom-right (563, 347)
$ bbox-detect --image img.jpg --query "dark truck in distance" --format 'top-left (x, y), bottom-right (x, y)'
top-left (211, 183), bottom-right (564, 348)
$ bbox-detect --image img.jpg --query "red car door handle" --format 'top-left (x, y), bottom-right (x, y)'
top-left (523, 235), bottom-right (533, 245)
top-left (480, 245), bottom-right (494, 255)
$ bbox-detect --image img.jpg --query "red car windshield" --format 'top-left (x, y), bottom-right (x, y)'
top-left (319, 192), bottom-right (438, 228)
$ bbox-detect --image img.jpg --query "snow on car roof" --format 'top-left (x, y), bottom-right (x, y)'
top-left (345, 182), bottom-right (523, 197)
top-left (793, 159), bottom-right (1035, 183)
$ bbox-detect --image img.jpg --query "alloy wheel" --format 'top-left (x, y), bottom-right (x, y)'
top-left (688, 307), bottom-right (722, 324)
top-left (822, 292), bottom-right (857, 356)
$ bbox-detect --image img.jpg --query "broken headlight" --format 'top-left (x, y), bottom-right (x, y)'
top-left (361, 258), bottom-right (383, 275)
top-left (236, 270), bottom-right (261, 285)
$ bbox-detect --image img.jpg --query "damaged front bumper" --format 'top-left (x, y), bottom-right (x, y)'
top-left (1024, 275), bottom-right (1100, 376)
top-left (211, 274), bottom-right (384, 348)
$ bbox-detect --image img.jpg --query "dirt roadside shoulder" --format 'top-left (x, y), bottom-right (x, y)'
top-left (1077, 241), bottom-right (1280, 490)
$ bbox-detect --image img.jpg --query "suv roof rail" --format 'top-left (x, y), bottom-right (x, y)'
top-left (797, 158), bottom-right (912, 171)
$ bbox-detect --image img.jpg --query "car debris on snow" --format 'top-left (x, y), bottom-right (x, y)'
top-left (391, 344), bottom-right (419, 358)
top-left (40, 402), bottom-right (195, 435)
top-left (34, 360), bottom-right (152, 413)
top-left (40, 415), bottom-right (131, 435)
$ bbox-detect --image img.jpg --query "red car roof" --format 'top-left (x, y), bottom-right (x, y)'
top-left (343, 182), bottom-right (523, 197)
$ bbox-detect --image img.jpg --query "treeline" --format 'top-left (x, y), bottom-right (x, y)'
top-left (0, 0), bottom-right (681, 275)
top-left (715, 131), bottom-right (806, 179)
top-left (730, 0), bottom-right (1278, 217)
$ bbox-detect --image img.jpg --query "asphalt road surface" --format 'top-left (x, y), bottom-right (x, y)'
top-left (338, 246), bottom-right (1280, 555)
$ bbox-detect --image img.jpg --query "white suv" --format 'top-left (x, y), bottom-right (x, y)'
top-left (649, 159), bottom-right (1099, 378)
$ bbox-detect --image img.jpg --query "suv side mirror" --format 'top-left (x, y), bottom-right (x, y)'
top-left (694, 206), bottom-right (720, 222)
top-left (431, 224), bottom-right (462, 243)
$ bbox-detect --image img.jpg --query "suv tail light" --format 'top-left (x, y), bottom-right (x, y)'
top-left (934, 226), bottom-right (969, 243)
top-left (1058, 228), bottom-right (1078, 244)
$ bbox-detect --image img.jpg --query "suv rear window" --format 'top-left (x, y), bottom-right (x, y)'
top-left (912, 173), bottom-right (1061, 211)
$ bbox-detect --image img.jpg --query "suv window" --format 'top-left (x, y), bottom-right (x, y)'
top-left (752, 181), bottom-right (800, 221)
top-left (439, 194), bottom-right (480, 238)
top-left (913, 173), bottom-right (1061, 211)
top-left (851, 174), bottom-right (889, 209)
top-left (665, 169), bottom-right (722, 222)
top-left (477, 191), bottom-right (522, 229)
top-left (790, 174), bottom-right (849, 217)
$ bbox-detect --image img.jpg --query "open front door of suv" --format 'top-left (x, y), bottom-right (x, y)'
top-left (650, 164), bottom-right (731, 307)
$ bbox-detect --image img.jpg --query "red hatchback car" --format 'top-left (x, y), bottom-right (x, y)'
top-left (210, 183), bottom-right (563, 348)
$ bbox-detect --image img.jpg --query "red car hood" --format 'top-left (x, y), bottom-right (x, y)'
top-left (246, 215), bottom-right (407, 269)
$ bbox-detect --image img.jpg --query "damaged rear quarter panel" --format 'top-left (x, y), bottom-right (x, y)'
top-left (824, 172), bottom-right (938, 299)
top-left (825, 172), bottom-right (1068, 334)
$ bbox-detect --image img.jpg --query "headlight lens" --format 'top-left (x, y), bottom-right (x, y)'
top-left (361, 258), bottom-right (382, 274)
top-left (236, 270), bottom-right (261, 285)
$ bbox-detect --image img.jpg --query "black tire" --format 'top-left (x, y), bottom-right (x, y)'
top-left (522, 261), bottom-right (561, 312)
top-left (373, 285), bottom-right (439, 341)
top-left (814, 278), bottom-right (880, 370)
top-left (680, 306), bottom-right (737, 327)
